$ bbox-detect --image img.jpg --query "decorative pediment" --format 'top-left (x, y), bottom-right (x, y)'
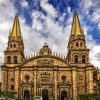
top-left (22, 43), bottom-right (68, 67)
top-left (23, 56), bottom-right (68, 67)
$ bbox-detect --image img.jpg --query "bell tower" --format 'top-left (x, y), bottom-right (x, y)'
top-left (4, 15), bottom-right (25, 65)
top-left (67, 11), bottom-right (89, 65)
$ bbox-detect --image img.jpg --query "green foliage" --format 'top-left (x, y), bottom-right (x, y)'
top-left (0, 91), bottom-right (17, 99)
top-left (79, 93), bottom-right (100, 100)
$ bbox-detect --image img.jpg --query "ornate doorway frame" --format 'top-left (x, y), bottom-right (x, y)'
top-left (20, 81), bottom-right (33, 100)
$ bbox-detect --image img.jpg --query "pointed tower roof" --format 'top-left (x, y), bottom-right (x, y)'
top-left (11, 14), bottom-right (22, 38)
top-left (71, 11), bottom-right (82, 35)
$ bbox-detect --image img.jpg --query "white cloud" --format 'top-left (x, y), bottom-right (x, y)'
top-left (21, 0), bottom-right (29, 8)
top-left (40, 0), bottom-right (57, 17)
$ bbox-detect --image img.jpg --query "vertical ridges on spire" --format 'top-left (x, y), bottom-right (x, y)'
top-left (11, 14), bottom-right (22, 38)
top-left (71, 11), bottom-right (82, 35)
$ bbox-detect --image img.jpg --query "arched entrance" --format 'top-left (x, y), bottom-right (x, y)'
top-left (24, 89), bottom-right (30, 100)
top-left (42, 89), bottom-right (49, 100)
top-left (61, 90), bottom-right (68, 100)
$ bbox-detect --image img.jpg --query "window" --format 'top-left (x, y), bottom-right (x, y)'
top-left (10, 44), bottom-right (12, 48)
top-left (76, 42), bottom-right (79, 47)
top-left (25, 75), bottom-right (30, 82)
top-left (14, 44), bottom-right (16, 48)
top-left (14, 56), bottom-right (18, 63)
top-left (11, 85), bottom-right (14, 90)
top-left (7, 56), bottom-right (11, 63)
top-left (11, 78), bottom-right (14, 81)
top-left (74, 55), bottom-right (78, 63)
top-left (61, 75), bottom-right (66, 83)
top-left (61, 75), bottom-right (66, 81)
top-left (82, 55), bottom-right (86, 63)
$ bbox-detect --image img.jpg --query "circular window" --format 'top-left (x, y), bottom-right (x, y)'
top-left (25, 75), bottom-right (30, 81)
top-left (61, 75), bottom-right (66, 81)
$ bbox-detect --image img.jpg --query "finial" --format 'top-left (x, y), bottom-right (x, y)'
top-left (74, 9), bottom-right (77, 13)
top-left (59, 53), bottom-right (60, 57)
top-left (56, 52), bottom-right (57, 56)
top-left (44, 43), bottom-right (47, 45)
top-left (53, 52), bottom-right (55, 56)
top-left (36, 52), bottom-right (38, 56)
top-left (34, 53), bottom-right (36, 57)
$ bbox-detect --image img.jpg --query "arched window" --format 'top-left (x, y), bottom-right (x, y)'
top-left (76, 42), bottom-right (79, 47)
top-left (10, 44), bottom-right (12, 48)
top-left (14, 44), bottom-right (16, 48)
top-left (82, 55), bottom-right (86, 63)
top-left (7, 56), bottom-right (11, 63)
top-left (14, 56), bottom-right (18, 64)
top-left (74, 55), bottom-right (78, 63)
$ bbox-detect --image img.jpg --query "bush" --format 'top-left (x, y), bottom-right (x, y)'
top-left (79, 93), bottom-right (100, 100)
top-left (0, 91), bottom-right (17, 99)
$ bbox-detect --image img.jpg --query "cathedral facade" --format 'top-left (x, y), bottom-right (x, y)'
top-left (1, 12), bottom-right (100, 100)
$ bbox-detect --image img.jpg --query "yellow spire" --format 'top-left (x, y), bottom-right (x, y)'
top-left (71, 11), bottom-right (82, 35)
top-left (11, 14), bottom-right (21, 38)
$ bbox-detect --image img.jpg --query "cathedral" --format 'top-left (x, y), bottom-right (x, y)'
top-left (1, 11), bottom-right (100, 100)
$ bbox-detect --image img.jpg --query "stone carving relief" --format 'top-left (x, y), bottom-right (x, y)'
top-left (78, 73), bottom-right (84, 81)
top-left (40, 72), bottom-right (51, 83)
top-left (39, 43), bottom-right (52, 56)
top-left (37, 58), bottom-right (54, 65)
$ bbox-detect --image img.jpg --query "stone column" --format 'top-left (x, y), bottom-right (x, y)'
top-left (54, 66), bottom-right (58, 100)
top-left (14, 67), bottom-right (20, 98)
top-left (34, 67), bottom-right (37, 96)
top-left (72, 67), bottom-right (77, 100)
top-left (1, 67), bottom-right (7, 91)
top-left (86, 67), bottom-right (93, 93)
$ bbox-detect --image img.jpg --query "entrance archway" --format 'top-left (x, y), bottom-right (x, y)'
top-left (24, 89), bottom-right (30, 100)
top-left (42, 89), bottom-right (49, 100)
top-left (61, 90), bottom-right (68, 100)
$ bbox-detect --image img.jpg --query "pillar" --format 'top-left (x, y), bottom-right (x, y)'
top-left (54, 66), bottom-right (58, 100)
top-left (72, 67), bottom-right (77, 100)
top-left (14, 67), bottom-right (20, 98)
top-left (86, 67), bottom-right (93, 93)
top-left (34, 66), bottom-right (37, 96)
top-left (1, 66), bottom-right (7, 91)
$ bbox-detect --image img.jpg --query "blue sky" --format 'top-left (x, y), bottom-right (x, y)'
top-left (0, 0), bottom-right (100, 72)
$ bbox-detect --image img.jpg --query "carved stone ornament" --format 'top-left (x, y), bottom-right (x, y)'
top-left (37, 58), bottom-right (54, 65)
top-left (39, 43), bottom-right (52, 56)
top-left (41, 72), bottom-right (51, 82)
